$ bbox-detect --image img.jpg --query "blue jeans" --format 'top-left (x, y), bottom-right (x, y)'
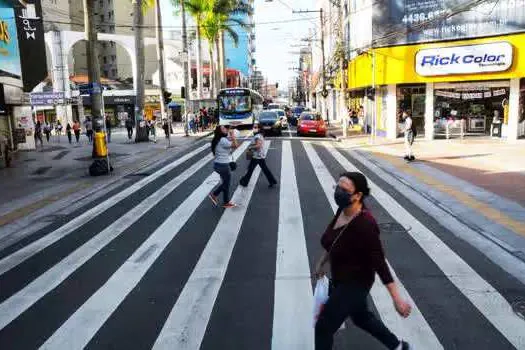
top-left (213, 163), bottom-right (231, 204)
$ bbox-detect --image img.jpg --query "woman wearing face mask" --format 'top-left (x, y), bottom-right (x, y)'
top-left (239, 122), bottom-right (278, 188)
top-left (209, 125), bottom-right (239, 208)
top-left (314, 172), bottom-right (411, 350)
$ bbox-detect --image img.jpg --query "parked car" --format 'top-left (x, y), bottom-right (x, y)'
top-left (289, 106), bottom-right (305, 126)
top-left (258, 111), bottom-right (282, 136)
top-left (297, 112), bottom-right (327, 137)
top-left (271, 109), bottom-right (288, 129)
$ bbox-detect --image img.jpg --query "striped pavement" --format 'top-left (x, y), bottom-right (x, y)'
top-left (0, 138), bottom-right (524, 350)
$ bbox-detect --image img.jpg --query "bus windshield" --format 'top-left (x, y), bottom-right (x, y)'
top-left (219, 95), bottom-right (251, 114)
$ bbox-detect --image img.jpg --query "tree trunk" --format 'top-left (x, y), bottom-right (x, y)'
top-left (218, 31), bottom-right (226, 88)
top-left (209, 47), bottom-right (215, 98)
top-left (215, 37), bottom-right (221, 92)
top-left (133, 0), bottom-right (148, 142)
top-left (196, 22), bottom-right (203, 100)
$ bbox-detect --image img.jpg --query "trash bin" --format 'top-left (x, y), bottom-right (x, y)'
top-left (491, 121), bottom-right (502, 138)
top-left (94, 131), bottom-right (108, 157)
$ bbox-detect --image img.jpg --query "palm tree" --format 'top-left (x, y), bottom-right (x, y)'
top-left (171, 0), bottom-right (207, 100)
top-left (211, 0), bottom-right (252, 89)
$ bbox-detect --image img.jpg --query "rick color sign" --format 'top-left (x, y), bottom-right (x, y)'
top-left (415, 42), bottom-right (513, 76)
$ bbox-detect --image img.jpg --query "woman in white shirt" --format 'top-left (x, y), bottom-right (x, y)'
top-left (209, 125), bottom-right (238, 208)
top-left (240, 122), bottom-right (277, 188)
top-left (403, 112), bottom-right (415, 161)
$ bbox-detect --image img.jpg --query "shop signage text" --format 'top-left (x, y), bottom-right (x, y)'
top-left (30, 92), bottom-right (65, 106)
top-left (416, 42), bottom-right (513, 76)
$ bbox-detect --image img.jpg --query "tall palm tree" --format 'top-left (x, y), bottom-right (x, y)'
top-left (172, 0), bottom-right (207, 100)
top-left (211, 0), bottom-right (252, 89)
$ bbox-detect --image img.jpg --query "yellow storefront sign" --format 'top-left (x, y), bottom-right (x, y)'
top-left (347, 33), bottom-right (525, 89)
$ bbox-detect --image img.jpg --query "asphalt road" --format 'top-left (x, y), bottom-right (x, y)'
top-left (0, 136), bottom-right (524, 350)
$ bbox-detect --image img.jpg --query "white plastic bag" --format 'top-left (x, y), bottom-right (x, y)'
top-left (313, 276), bottom-right (330, 327)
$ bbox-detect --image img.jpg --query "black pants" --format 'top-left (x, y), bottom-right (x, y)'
top-left (74, 130), bottom-right (80, 142)
top-left (240, 158), bottom-right (277, 186)
top-left (315, 282), bottom-right (400, 350)
top-left (87, 130), bottom-right (93, 143)
top-left (67, 131), bottom-right (72, 144)
top-left (212, 163), bottom-right (231, 204)
top-left (127, 127), bottom-right (133, 140)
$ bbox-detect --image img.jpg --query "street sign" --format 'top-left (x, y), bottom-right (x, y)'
top-left (78, 82), bottom-right (103, 95)
top-left (30, 92), bottom-right (65, 105)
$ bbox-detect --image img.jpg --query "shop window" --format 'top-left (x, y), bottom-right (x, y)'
top-left (396, 85), bottom-right (425, 136)
top-left (434, 82), bottom-right (509, 138)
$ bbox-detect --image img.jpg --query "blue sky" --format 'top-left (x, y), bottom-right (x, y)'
top-left (160, 0), bottom-right (317, 89)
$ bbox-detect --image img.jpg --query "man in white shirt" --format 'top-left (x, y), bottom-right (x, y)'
top-left (403, 111), bottom-right (415, 161)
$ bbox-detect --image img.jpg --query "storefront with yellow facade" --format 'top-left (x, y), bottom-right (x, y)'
top-left (346, 33), bottom-right (525, 141)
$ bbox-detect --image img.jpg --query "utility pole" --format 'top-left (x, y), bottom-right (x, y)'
top-left (133, 0), bottom-right (148, 142)
top-left (293, 9), bottom-right (327, 122)
top-left (181, 0), bottom-right (190, 136)
top-left (337, 0), bottom-right (347, 137)
top-left (155, 0), bottom-right (170, 146)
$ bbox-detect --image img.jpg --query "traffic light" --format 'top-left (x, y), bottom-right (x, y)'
top-left (366, 87), bottom-right (376, 100)
top-left (275, 83), bottom-right (279, 89)
top-left (181, 86), bottom-right (186, 99)
top-left (163, 90), bottom-right (172, 106)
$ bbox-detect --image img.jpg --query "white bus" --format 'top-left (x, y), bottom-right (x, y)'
top-left (218, 88), bottom-right (264, 127)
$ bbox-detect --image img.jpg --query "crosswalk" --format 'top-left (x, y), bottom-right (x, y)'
top-left (0, 138), bottom-right (524, 350)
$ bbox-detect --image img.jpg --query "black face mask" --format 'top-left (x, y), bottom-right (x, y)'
top-left (334, 186), bottom-right (354, 208)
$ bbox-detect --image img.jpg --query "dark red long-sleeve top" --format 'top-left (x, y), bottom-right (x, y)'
top-left (321, 209), bottom-right (394, 290)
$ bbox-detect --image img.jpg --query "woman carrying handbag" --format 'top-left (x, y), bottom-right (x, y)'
top-left (240, 122), bottom-right (277, 188)
top-left (209, 125), bottom-right (239, 209)
top-left (314, 172), bottom-right (412, 350)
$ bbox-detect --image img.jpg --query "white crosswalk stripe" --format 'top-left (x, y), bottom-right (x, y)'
top-left (0, 139), bottom-right (523, 350)
top-left (152, 141), bottom-right (269, 350)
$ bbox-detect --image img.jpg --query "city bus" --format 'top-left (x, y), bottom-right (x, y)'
top-left (217, 88), bottom-right (264, 127)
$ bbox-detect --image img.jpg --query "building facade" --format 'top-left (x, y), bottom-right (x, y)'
top-left (224, 0), bottom-right (255, 86)
top-left (341, 0), bottom-right (525, 142)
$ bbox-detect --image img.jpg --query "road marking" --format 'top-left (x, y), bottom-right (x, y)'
top-left (152, 142), bottom-right (269, 350)
top-left (288, 127), bottom-right (293, 138)
top-left (271, 141), bottom-right (314, 350)
top-left (0, 143), bottom-right (210, 276)
top-left (324, 142), bottom-right (525, 349)
top-left (0, 153), bottom-right (215, 331)
top-left (39, 142), bottom-right (250, 350)
top-left (303, 141), bottom-right (442, 349)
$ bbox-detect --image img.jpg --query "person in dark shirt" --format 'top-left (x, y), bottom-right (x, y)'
top-left (314, 172), bottom-right (411, 350)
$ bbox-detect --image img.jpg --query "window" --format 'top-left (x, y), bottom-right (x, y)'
top-left (112, 55), bottom-right (116, 62)
top-left (99, 14), bottom-right (104, 22)
top-left (103, 56), bottom-right (107, 64)
top-left (99, 0), bottom-right (103, 7)
top-left (103, 70), bottom-right (108, 77)
top-left (112, 69), bottom-right (117, 77)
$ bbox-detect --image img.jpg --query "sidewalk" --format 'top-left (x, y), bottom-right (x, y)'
top-left (0, 127), bottom-right (212, 228)
top-left (339, 135), bottom-right (525, 260)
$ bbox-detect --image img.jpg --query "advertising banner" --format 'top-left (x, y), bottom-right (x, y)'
top-left (373, 0), bottom-right (525, 47)
top-left (30, 91), bottom-right (65, 105)
top-left (0, 0), bottom-right (22, 88)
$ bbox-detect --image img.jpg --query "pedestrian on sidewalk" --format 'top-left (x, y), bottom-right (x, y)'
top-left (34, 121), bottom-right (43, 149)
top-left (105, 115), bottom-right (112, 143)
top-left (125, 117), bottom-right (133, 141)
top-left (85, 118), bottom-right (93, 144)
top-left (402, 111), bottom-right (416, 161)
top-left (240, 123), bottom-right (277, 188)
top-left (43, 122), bottom-right (51, 142)
top-left (73, 120), bottom-right (81, 143)
top-left (66, 123), bottom-right (72, 144)
top-left (55, 120), bottom-right (63, 137)
top-left (209, 125), bottom-right (239, 209)
top-left (314, 172), bottom-right (411, 350)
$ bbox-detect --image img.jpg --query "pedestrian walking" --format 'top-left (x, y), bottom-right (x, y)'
top-left (105, 115), bottom-right (112, 143)
top-left (66, 123), bottom-right (72, 144)
top-left (208, 125), bottom-right (239, 209)
top-left (56, 120), bottom-right (63, 136)
top-left (240, 123), bottom-right (277, 188)
top-left (162, 118), bottom-right (170, 147)
top-left (402, 111), bottom-right (416, 161)
top-left (34, 121), bottom-right (43, 149)
top-left (85, 118), bottom-right (94, 144)
top-left (43, 122), bottom-right (51, 142)
top-left (73, 120), bottom-right (81, 143)
top-left (125, 118), bottom-right (133, 141)
top-left (314, 172), bottom-right (411, 350)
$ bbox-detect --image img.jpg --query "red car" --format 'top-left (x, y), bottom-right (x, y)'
top-left (297, 112), bottom-right (327, 137)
